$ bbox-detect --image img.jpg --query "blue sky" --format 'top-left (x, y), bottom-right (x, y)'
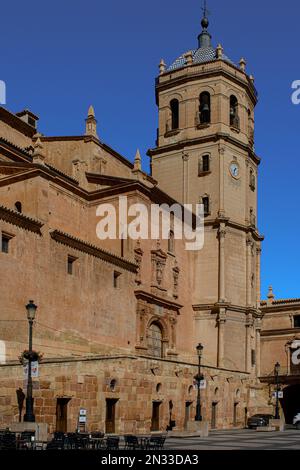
top-left (0, 0), bottom-right (299, 300)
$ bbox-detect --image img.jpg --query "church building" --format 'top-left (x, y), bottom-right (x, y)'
top-left (0, 10), bottom-right (299, 434)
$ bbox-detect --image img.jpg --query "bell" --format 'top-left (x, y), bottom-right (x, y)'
top-left (202, 104), bottom-right (209, 112)
top-left (230, 107), bottom-right (235, 116)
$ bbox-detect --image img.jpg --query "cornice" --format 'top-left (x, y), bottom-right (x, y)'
top-left (261, 328), bottom-right (300, 338)
top-left (260, 302), bottom-right (300, 313)
top-left (0, 204), bottom-right (43, 234)
top-left (155, 62), bottom-right (258, 106)
top-left (206, 216), bottom-right (264, 241)
top-left (0, 107), bottom-right (36, 138)
top-left (147, 132), bottom-right (261, 166)
top-left (193, 302), bottom-right (261, 317)
top-left (38, 136), bottom-right (134, 170)
top-left (50, 229), bottom-right (137, 273)
top-left (135, 289), bottom-right (183, 311)
top-left (0, 137), bottom-right (32, 162)
top-left (86, 173), bottom-right (136, 187)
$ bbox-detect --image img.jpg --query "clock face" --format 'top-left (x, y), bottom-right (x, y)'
top-left (230, 162), bottom-right (240, 178)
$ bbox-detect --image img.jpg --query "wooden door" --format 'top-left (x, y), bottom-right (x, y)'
top-left (106, 399), bottom-right (118, 434)
top-left (211, 402), bottom-right (217, 429)
top-left (56, 398), bottom-right (70, 433)
top-left (151, 402), bottom-right (161, 431)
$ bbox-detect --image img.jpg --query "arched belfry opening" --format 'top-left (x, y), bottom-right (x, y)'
top-left (230, 95), bottom-right (239, 128)
top-left (170, 99), bottom-right (179, 130)
top-left (199, 92), bottom-right (211, 124)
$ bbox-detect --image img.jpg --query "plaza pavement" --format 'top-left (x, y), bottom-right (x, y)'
top-left (164, 428), bottom-right (300, 450)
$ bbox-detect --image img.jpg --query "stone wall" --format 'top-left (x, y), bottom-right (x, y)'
top-left (0, 355), bottom-right (264, 435)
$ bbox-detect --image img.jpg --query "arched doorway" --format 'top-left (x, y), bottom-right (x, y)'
top-left (281, 384), bottom-right (300, 424)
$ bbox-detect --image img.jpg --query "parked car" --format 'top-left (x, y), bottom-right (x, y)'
top-left (293, 413), bottom-right (300, 430)
top-left (247, 414), bottom-right (274, 429)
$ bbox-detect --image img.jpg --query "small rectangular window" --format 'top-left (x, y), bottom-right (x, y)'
top-left (202, 197), bottom-right (210, 216)
top-left (113, 271), bottom-right (121, 288)
top-left (202, 155), bottom-right (210, 173)
top-left (67, 256), bottom-right (77, 275)
top-left (1, 233), bottom-right (12, 254)
top-left (251, 349), bottom-right (256, 367)
top-left (294, 316), bottom-right (300, 328)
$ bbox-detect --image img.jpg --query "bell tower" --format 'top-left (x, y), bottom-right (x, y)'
top-left (148, 8), bottom-right (264, 374)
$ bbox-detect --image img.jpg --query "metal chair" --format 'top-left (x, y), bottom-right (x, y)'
top-left (46, 439), bottom-right (64, 450)
top-left (124, 435), bottom-right (139, 450)
top-left (106, 436), bottom-right (119, 450)
top-left (0, 431), bottom-right (16, 450)
top-left (146, 435), bottom-right (166, 450)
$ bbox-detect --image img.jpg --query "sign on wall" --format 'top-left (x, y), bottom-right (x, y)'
top-left (23, 361), bottom-right (39, 379)
top-left (193, 380), bottom-right (207, 390)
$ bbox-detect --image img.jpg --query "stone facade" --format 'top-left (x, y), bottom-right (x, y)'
top-left (0, 13), bottom-right (299, 434)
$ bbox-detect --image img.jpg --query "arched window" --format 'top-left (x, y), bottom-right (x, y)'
top-left (230, 95), bottom-right (239, 128)
top-left (15, 201), bottom-right (22, 213)
top-left (170, 99), bottom-right (179, 130)
top-left (168, 230), bottom-right (175, 253)
top-left (148, 322), bottom-right (163, 358)
top-left (199, 92), bottom-right (211, 124)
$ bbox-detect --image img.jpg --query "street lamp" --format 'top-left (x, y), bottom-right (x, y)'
top-left (274, 361), bottom-right (281, 420)
top-left (195, 343), bottom-right (204, 422)
top-left (24, 300), bottom-right (37, 422)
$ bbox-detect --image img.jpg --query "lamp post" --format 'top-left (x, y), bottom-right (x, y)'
top-left (24, 300), bottom-right (37, 423)
top-left (195, 343), bottom-right (204, 422)
top-left (274, 362), bottom-right (280, 420)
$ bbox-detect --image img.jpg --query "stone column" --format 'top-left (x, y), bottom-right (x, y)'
top-left (182, 152), bottom-right (189, 204)
top-left (256, 246), bottom-right (261, 308)
top-left (218, 225), bottom-right (226, 302)
top-left (255, 320), bottom-right (261, 378)
top-left (217, 309), bottom-right (226, 368)
top-left (218, 145), bottom-right (225, 217)
top-left (246, 236), bottom-right (252, 307)
top-left (245, 314), bottom-right (252, 373)
top-left (245, 159), bottom-right (250, 222)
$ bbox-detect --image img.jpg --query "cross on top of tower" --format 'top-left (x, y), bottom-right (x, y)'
top-left (202, 0), bottom-right (210, 19)
top-left (201, 0), bottom-right (210, 30)
top-left (198, 0), bottom-right (212, 48)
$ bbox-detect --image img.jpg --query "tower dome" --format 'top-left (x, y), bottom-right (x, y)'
top-left (167, 9), bottom-right (234, 71)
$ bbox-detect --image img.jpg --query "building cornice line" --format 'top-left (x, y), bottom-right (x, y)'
top-left (193, 302), bottom-right (261, 316)
top-left (261, 328), bottom-right (300, 337)
top-left (0, 353), bottom-right (250, 375)
top-left (147, 133), bottom-right (261, 165)
top-left (156, 64), bottom-right (258, 105)
top-left (0, 137), bottom-right (32, 162)
top-left (135, 289), bottom-right (183, 311)
top-left (0, 204), bottom-right (43, 234)
top-left (50, 229), bottom-right (137, 273)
